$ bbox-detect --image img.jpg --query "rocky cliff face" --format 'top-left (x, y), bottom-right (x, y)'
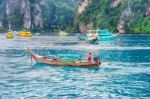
top-left (117, 8), bottom-right (132, 33)
top-left (78, 0), bottom-right (90, 32)
top-left (5, 0), bottom-right (46, 29)
top-left (78, 0), bottom-right (89, 14)
top-left (6, 0), bottom-right (20, 17)
top-left (146, 7), bottom-right (150, 16)
top-left (20, 0), bottom-right (31, 29)
top-left (110, 0), bottom-right (122, 8)
top-left (31, 0), bottom-right (48, 28)
top-left (0, 0), bottom-right (78, 31)
top-left (0, 0), bottom-right (5, 28)
top-left (77, 0), bottom-right (150, 33)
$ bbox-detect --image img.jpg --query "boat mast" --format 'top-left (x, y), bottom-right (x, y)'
top-left (8, 23), bottom-right (11, 31)
top-left (8, 18), bottom-right (12, 31)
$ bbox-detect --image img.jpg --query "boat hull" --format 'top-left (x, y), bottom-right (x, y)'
top-left (98, 34), bottom-right (117, 41)
top-left (86, 38), bottom-right (98, 44)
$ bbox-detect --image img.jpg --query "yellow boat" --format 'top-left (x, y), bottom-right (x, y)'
top-left (17, 30), bottom-right (32, 37)
top-left (5, 31), bottom-right (14, 39)
top-left (59, 31), bottom-right (68, 37)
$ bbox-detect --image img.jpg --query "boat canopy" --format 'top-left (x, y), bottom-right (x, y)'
top-left (88, 30), bottom-right (97, 32)
top-left (58, 54), bottom-right (80, 58)
top-left (96, 29), bottom-right (114, 35)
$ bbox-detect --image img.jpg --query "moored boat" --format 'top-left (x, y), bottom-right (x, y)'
top-left (59, 31), bottom-right (69, 37)
top-left (79, 29), bottom-right (117, 42)
top-left (97, 29), bottom-right (117, 40)
top-left (17, 30), bottom-right (32, 37)
top-left (5, 31), bottom-right (14, 39)
top-left (86, 37), bottom-right (98, 44)
top-left (85, 30), bottom-right (99, 44)
top-left (28, 48), bottom-right (101, 67)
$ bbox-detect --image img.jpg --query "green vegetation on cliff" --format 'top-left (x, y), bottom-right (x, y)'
top-left (77, 0), bottom-right (150, 33)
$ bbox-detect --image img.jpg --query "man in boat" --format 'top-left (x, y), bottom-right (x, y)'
top-left (87, 53), bottom-right (92, 63)
top-left (87, 53), bottom-right (101, 64)
top-left (94, 56), bottom-right (101, 65)
top-left (52, 55), bottom-right (60, 62)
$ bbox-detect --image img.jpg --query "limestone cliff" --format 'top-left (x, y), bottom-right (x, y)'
top-left (110, 0), bottom-right (122, 8)
top-left (78, 0), bottom-right (90, 32)
top-left (20, 0), bottom-right (31, 29)
top-left (78, 0), bottom-right (89, 14)
top-left (0, 0), bottom-right (78, 32)
top-left (146, 7), bottom-right (150, 16)
top-left (4, 0), bottom-right (32, 29)
top-left (77, 0), bottom-right (150, 33)
top-left (32, 3), bottom-right (43, 28)
top-left (6, 0), bottom-right (20, 17)
top-left (117, 8), bottom-right (132, 33)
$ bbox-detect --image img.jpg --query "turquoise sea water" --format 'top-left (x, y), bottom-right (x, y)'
top-left (0, 34), bottom-right (150, 98)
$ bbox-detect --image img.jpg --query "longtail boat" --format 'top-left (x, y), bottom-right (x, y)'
top-left (28, 48), bottom-right (101, 67)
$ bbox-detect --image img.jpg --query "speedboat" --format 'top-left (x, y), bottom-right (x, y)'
top-left (97, 29), bottom-right (117, 40)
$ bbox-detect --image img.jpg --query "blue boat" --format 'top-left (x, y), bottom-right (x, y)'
top-left (97, 29), bottom-right (117, 41)
top-left (78, 29), bottom-right (117, 42)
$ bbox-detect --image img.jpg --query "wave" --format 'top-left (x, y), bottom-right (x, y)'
top-left (0, 46), bottom-right (150, 51)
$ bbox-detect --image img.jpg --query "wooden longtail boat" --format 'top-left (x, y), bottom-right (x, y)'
top-left (28, 48), bottom-right (101, 67)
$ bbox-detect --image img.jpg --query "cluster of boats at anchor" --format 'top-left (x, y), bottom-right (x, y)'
top-left (5, 28), bottom-right (117, 43)
top-left (5, 30), bottom-right (68, 39)
top-left (5, 30), bottom-right (32, 39)
top-left (4, 28), bottom-right (118, 67)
